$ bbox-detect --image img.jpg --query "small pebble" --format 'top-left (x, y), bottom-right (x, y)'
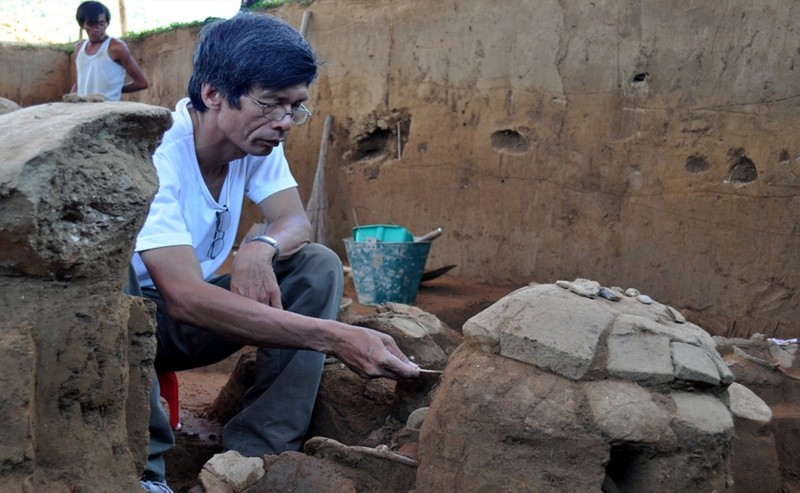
top-left (637, 294), bottom-right (653, 304)
top-left (625, 288), bottom-right (640, 297)
top-left (665, 305), bottom-right (686, 323)
top-left (599, 287), bottom-right (622, 301)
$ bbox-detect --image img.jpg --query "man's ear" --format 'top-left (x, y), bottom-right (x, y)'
top-left (201, 82), bottom-right (223, 110)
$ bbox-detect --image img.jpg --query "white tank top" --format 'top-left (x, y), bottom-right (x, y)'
top-left (75, 37), bottom-right (127, 101)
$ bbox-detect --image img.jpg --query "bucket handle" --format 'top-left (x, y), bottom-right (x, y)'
top-left (414, 227), bottom-right (443, 242)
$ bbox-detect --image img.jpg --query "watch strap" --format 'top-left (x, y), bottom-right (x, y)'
top-left (247, 235), bottom-right (280, 266)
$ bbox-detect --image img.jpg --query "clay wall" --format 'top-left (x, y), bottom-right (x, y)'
top-left (0, 44), bottom-right (71, 106)
top-left (1, 0), bottom-right (798, 339)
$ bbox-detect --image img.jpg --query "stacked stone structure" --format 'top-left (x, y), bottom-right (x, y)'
top-left (416, 280), bottom-right (767, 492)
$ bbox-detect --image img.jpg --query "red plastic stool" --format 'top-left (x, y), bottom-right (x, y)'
top-left (157, 371), bottom-right (181, 430)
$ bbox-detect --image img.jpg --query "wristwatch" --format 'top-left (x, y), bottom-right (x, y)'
top-left (247, 235), bottom-right (280, 267)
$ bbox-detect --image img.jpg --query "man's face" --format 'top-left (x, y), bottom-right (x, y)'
top-left (83, 14), bottom-right (109, 43)
top-left (218, 83), bottom-right (310, 157)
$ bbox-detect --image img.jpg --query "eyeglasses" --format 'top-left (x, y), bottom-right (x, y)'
top-left (244, 95), bottom-right (312, 125)
top-left (208, 207), bottom-right (230, 259)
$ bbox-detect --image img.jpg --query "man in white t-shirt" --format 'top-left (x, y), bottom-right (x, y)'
top-left (70, 1), bottom-right (148, 101)
top-left (130, 12), bottom-right (419, 492)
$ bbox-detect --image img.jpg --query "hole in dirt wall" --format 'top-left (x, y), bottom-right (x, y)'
top-left (490, 129), bottom-right (529, 155)
top-left (352, 128), bottom-right (393, 161)
top-left (684, 155), bottom-right (710, 173)
top-left (726, 148), bottom-right (758, 184)
top-left (349, 113), bottom-right (410, 162)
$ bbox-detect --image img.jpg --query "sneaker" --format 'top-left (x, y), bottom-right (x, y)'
top-left (140, 479), bottom-right (174, 493)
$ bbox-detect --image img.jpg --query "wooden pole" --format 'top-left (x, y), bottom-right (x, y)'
top-left (300, 11), bottom-right (312, 39)
top-left (306, 115), bottom-right (333, 245)
top-left (118, 0), bottom-right (128, 35)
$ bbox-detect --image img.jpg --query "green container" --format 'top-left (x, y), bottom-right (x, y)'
top-left (344, 238), bottom-right (431, 305)
top-left (352, 224), bottom-right (413, 242)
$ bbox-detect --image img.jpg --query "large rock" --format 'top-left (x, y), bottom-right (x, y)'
top-left (0, 101), bottom-right (167, 278)
top-left (0, 101), bottom-right (171, 491)
top-left (351, 302), bottom-right (461, 370)
top-left (417, 281), bottom-right (747, 492)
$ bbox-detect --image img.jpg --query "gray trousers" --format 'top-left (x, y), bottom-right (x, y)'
top-left (133, 243), bottom-right (343, 481)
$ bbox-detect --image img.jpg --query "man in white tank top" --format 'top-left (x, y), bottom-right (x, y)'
top-left (70, 1), bottom-right (148, 101)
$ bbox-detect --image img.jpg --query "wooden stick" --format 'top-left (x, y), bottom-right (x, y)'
top-left (300, 11), bottom-right (312, 39)
top-left (306, 115), bottom-right (333, 244)
top-left (397, 121), bottom-right (401, 159)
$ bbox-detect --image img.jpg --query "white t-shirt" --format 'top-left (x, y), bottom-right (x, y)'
top-left (132, 98), bottom-right (298, 289)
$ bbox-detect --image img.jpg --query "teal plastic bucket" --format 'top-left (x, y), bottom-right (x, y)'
top-left (344, 239), bottom-right (431, 306)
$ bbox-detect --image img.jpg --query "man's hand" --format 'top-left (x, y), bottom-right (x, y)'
top-left (335, 325), bottom-right (421, 380)
top-left (230, 241), bottom-right (282, 309)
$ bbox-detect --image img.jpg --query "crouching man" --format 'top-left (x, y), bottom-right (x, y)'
top-left (131, 12), bottom-right (419, 492)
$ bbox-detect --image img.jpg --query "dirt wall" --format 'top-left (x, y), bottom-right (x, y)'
top-left (1, 0), bottom-right (798, 339)
top-left (0, 44), bottom-right (71, 106)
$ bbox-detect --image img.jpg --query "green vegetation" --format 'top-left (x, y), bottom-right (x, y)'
top-left (248, 0), bottom-right (288, 8)
top-left (247, 0), bottom-right (314, 10)
top-left (0, 40), bottom-right (73, 51)
top-left (121, 20), bottom-right (208, 43)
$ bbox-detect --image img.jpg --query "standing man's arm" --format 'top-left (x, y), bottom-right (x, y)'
top-left (230, 187), bottom-right (311, 308)
top-left (109, 38), bottom-right (149, 93)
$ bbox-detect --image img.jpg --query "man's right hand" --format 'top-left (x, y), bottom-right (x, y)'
top-left (334, 325), bottom-right (420, 380)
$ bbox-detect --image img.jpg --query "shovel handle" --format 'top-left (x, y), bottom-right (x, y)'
top-left (414, 227), bottom-right (443, 242)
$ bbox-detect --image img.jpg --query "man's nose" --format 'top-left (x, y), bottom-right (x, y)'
top-left (272, 113), bottom-right (294, 131)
